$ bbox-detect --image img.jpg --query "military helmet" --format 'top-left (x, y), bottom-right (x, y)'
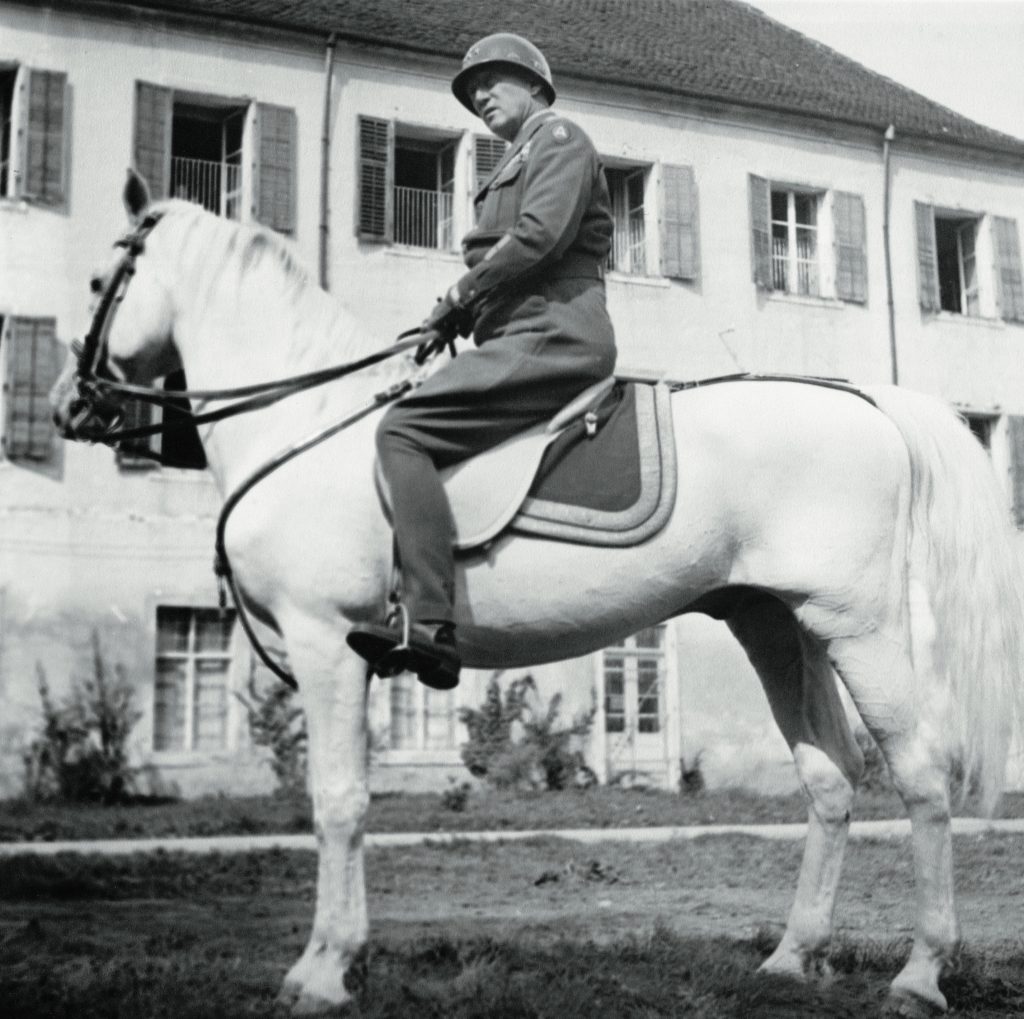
top-left (451, 33), bottom-right (556, 114)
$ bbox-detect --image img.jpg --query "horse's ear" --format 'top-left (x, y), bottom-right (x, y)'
top-left (124, 168), bottom-right (151, 223)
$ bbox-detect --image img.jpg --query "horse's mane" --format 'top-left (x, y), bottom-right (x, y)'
top-left (150, 199), bottom-right (407, 380)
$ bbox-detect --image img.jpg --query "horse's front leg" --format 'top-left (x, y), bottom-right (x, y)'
top-left (276, 617), bottom-right (372, 1016)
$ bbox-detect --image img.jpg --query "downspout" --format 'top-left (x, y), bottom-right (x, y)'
top-left (319, 33), bottom-right (337, 291)
top-left (882, 124), bottom-right (897, 384)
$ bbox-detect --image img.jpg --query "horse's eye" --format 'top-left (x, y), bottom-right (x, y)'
top-left (89, 277), bottom-right (103, 294)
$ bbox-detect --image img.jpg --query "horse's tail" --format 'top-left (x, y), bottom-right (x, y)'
top-left (865, 384), bottom-right (1024, 814)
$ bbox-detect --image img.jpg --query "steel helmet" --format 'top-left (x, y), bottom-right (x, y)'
top-left (452, 33), bottom-right (556, 114)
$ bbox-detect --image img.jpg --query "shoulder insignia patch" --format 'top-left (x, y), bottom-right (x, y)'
top-left (552, 124), bottom-right (570, 142)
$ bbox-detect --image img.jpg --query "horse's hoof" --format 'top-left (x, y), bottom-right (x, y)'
top-left (882, 990), bottom-right (947, 1018)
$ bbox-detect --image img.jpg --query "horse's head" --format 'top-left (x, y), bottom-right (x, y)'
top-left (51, 168), bottom-right (181, 442)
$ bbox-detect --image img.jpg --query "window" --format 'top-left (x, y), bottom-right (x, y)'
top-left (0, 65), bottom-right (67, 205)
top-left (750, 175), bottom-right (866, 302)
top-left (153, 606), bottom-right (237, 752)
top-left (388, 674), bottom-right (457, 750)
top-left (915, 204), bottom-right (1024, 323)
top-left (771, 189), bottom-right (819, 296)
top-left (606, 166), bottom-right (647, 274)
top-left (394, 134), bottom-right (456, 249)
top-left (357, 115), bottom-right (461, 250)
top-left (0, 316), bottom-right (60, 461)
top-left (134, 82), bottom-right (295, 233)
top-left (603, 162), bottom-right (699, 281)
top-left (603, 626), bottom-right (665, 735)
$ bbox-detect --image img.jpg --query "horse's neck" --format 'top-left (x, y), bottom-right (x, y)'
top-left (164, 213), bottom-right (394, 490)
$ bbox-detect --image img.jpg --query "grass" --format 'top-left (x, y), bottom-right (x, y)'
top-left (4, 786), bottom-right (1024, 843)
top-left (1, 835), bottom-right (1023, 1017)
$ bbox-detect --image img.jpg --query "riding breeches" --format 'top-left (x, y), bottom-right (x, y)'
top-left (376, 276), bottom-right (616, 622)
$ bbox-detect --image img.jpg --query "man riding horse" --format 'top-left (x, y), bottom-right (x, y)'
top-left (347, 33), bottom-right (617, 689)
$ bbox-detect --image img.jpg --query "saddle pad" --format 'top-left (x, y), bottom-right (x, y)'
top-left (375, 382), bottom-right (676, 552)
top-left (510, 382), bottom-right (676, 546)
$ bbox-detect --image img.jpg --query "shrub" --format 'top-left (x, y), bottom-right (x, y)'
top-left (458, 673), bottom-right (596, 791)
top-left (236, 671), bottom-right (308, 795)
top-left (22, 633), bottom-right (142, 804)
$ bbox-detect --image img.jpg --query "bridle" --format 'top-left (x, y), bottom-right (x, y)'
top-left (66, 209), bottom-right (430, 688)
top-left (68, 211), bottom-right (425, 445)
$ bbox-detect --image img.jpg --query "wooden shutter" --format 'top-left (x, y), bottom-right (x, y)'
top-left (833, 191), bottom-right (867, 303)
top-left (914, 201), bottom-right (940, 312)
top-left (992, 216), bottom-right (1024, 324)
top-left (254, 103), bottom-right (297, 234)
top-left (660, 164), bottom-right (699, 281)
top-left (133, 81), bottom-right (172, 199)
top-left (473, 134), bottom-right (506, 192)
top-left (357, 115), bottom-right (393, 240)
top-left (748, 174), bottom-right (772, 289)
top-left (20, 69), bottom-right (67, 205)
top-left (2, 316), bottom-right (59, 461)
top-left (1009, 416), bottom-right (1024, 529)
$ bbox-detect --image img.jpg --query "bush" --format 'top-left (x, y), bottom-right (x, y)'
top-left (22, 634), bottom-right (142, 804)
top-left (236, 671), bottom-right (308, 795)
top-left (458, 674), bottom-right (596, 791)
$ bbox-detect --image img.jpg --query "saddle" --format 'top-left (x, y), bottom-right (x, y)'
top-left (375, 378), bottom-right (676, 551)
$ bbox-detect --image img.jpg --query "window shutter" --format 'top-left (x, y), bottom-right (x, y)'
top-left (992, 216), bottom-right (1024, 324)
top-left (2, 316), bottom-right (59, 462)
top-left (133, 81), bottom-right (172, 199)
top-left (914, 201), bottom-right (940, 312)
top-left (357, 115), bottom-right (393, 240)
top-left (473, 134), bottom-right (507, 192)
top-left (833, 191), bottom-right (867, 303)
top-left (748, 174), bottom-right (772, 289)
top-left (1010, 416), bottom-right (1024, 529)
top-left (660, 163), bottom-right (699, 281)
top-left (21, 69), bottom-right (67, 205)
top-left (254, 103), bottom-right (297, 235)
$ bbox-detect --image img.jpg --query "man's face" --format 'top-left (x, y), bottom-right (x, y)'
top-left (466, 67), bottom-right (542, 140)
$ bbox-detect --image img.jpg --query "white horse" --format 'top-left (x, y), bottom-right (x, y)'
top-left (53, 172), bottom-right (1023, 1017)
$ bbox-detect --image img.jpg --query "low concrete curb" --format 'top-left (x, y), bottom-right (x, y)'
top-left (2, 817), bottom-right (1024, 856)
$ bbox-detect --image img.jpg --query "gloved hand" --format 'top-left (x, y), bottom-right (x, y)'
top-left (414, 294), bottom-right (469, 364)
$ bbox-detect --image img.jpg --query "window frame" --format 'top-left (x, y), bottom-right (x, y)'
top-left (605, 162), bottom-right (649, 276)
top-left (152, 605), bottom-right (239, 755)
top-left (133, 81), bottom-right (295, 233)
top-left (750, 174), bottom-right (865, 304)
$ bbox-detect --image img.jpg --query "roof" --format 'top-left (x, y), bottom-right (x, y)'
top-left (37, 0), bottom-right (1024, 159)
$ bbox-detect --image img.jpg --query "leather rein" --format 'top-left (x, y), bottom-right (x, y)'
top-left (71, 211), bottom-right (428, 688)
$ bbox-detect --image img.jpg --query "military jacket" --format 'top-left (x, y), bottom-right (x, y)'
top-left (449, 109), bottom-right (613, 315)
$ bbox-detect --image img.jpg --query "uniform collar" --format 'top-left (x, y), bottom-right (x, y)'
top-left (476, 108), bottom-right (558, 197)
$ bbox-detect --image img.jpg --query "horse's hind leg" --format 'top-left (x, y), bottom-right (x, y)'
top-left (825, 622), bottom-right (958, 1015)
top-left (726, 594), bottom-right (864, 980)
top-left (274, 613), bottom-right (372, 1015)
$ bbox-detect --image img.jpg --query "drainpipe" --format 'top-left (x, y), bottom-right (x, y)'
top-left (882, 124), bottom-right (897, 384)
top-left (319, 33), bottom-right (337, 291)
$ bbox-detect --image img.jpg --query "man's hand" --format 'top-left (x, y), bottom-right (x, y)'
top-left (414, 294), bottom-right (469, 364)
